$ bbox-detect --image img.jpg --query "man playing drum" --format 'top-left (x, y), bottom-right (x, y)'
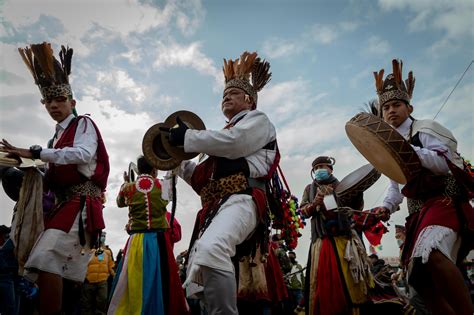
top-left (0, 42), bottom-right (110, 315)
top-left (375, 59), bottom-right (473, 315)
top-left (163, 51), bottom-right (276, 315)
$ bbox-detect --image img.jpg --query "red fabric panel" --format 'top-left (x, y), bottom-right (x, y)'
top-left (163, 232), bottom-right (190, 315)
top-left (165, 211), bottom-right (182, 248)
top-left (251, 187), bottom-right (267, 223)
top-left (44, 195), bottom-right (105, 233)
top-left (85, 196), bottom-right (105, 233)
top-left (265, 243), bottom-right (289, 302)
top-left (313, 238), bottom-right (349, 315)
top-left (44, 196), bottom-right (82, 232)
top-left (402, 196), bottom-right (461, 266)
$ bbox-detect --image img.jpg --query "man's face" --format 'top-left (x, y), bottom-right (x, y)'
top-left (381, 100), bottom-right (412, 128)
top-left (312, 164), bottom-right (333, 176)
top-left (43, 96), bottom-right (75, 123)
top-left (222, 87), bottom-right (252, 120)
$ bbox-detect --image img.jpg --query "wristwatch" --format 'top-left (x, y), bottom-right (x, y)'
top-left (29, 145), bottom-right (42, 159)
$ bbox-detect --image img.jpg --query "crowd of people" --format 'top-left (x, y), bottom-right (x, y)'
top-left (0, 42), bottom-right (473, 315)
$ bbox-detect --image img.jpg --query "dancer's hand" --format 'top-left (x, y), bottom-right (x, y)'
top-left (0, 139), bottom-right (31, 159)
top-left (374, 206), bottom-right (390, 222)
top-left (182, 264), bottom-right (200, 289)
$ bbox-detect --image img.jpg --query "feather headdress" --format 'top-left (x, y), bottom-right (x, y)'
top-left (223, 51), bottom-right (271, 105)
top-left (373, 59), bottom-right (415, 106)
top-left (18, 42), bottom-right (74, 100)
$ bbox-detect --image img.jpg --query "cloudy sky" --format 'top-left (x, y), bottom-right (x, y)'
top-left (1, 0), bottom-right (473, 263)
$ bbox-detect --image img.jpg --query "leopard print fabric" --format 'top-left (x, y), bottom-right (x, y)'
top-left (55, 181), bottom-right (102, 203)
top-left (40, 83), bottom-right (72, 99)
top-left (200, 173), bottom-right (248, 206)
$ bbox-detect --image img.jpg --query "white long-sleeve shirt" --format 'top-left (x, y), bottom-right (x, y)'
top-left (179, 109), bottom-right (277, 184)
top-left (382, 117), bottom-right (456, 213)
top-left (40, 114), bottom-right (98, 179)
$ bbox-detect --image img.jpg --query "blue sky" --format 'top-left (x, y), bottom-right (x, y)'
top-left (1, 0), bottom-right (473, 263)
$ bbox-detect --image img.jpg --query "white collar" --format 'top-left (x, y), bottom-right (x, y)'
top-left (57, 114), bottom-right (75, 130)
top-left (395, 117), bottom-right (413, 139)
top-left (228, 110), bottom-right (250, 124)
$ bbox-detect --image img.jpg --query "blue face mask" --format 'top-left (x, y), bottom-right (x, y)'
top-left (314, 168), bottom-right (330, 181)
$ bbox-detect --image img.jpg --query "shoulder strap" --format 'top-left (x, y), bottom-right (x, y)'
top-left (258, 142), bottom-right (280, 181)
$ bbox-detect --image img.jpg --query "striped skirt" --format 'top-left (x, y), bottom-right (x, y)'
top-left (108, 231), bottom-right (188, 315)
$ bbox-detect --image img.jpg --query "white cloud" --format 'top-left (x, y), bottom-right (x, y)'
top-left (378, 0), bottom-right (474, 52)
top-left (364, 36), bottom-right (391, 55)
top-left (153, 41), bottom-right (221, 90)
top-left (350, 67), bottom-right (372, 89)
top-left (97, 70), bottom-right (148, 104)
top-left (261, 37), bottom-right (303, 59)
top-left (120, 50), bottom-right (142, 64)
top-left (309, 24), bottom-right (339, 44)
top-left (2, 0), bottom-right (204, 56)
top-left (262, 21), bottom-right (360, 59)
top-left (0, 43), bottom-right (38, 96)
top-left (259, 79), bottom-right (327, 122)
top-left (339, 21), bottom-right (360, 32)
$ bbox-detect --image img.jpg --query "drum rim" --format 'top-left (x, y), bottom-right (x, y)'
top-left (335, 164), bottom-right (381, 197)
top-left (346, 112), bottom-right (421, 184)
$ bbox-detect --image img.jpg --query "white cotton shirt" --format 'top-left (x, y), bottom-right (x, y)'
top-left (40, 114), bottom-right (99, 179)
top-left (182, 109), bottom-right (277, 179)
top-left (382, 117), bottom-right (455, 213)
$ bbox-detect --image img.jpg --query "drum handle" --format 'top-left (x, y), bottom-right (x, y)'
top-left (169, 171), bottom-right (177, 228)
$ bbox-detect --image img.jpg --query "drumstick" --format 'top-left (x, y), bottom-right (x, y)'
top-left (334, 207), bottom-right (379, 216)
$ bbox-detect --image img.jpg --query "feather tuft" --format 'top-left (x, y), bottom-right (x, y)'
top-left (363, 99), bottom-right (380, 116)
top-left (405, 71), bottom-right (415, 98)
top-left (252, 58), bottom-right (271, 92)
top-left (373, 69), bottom-right (384, 93)
top-left (19, 42), bottom-right (72, 88)
top-left (18, 47), bottom-right (37, 83)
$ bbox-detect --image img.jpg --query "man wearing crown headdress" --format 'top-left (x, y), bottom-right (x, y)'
top-left (164, 52), bottom-right (276, 314)
top-left (374, 59), bottom-right (473, 314)
top-left (0, 42), bottom-right (109, 314)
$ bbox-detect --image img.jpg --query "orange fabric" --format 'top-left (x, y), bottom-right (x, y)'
top-left (85, 248), bottom-right (115, 283)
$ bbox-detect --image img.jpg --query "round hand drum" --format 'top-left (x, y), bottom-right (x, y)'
top-left (335, 164), bottom-right (381, 205)
top-left (345, 112), bottom-right (421, 184)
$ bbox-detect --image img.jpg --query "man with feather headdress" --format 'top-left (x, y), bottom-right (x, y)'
top-left (0, 42), bottom-right (109, 314)
top-left (374, 59), bottom-right (473, 315)
top-left (163, 51), bottom-right (278, 314)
